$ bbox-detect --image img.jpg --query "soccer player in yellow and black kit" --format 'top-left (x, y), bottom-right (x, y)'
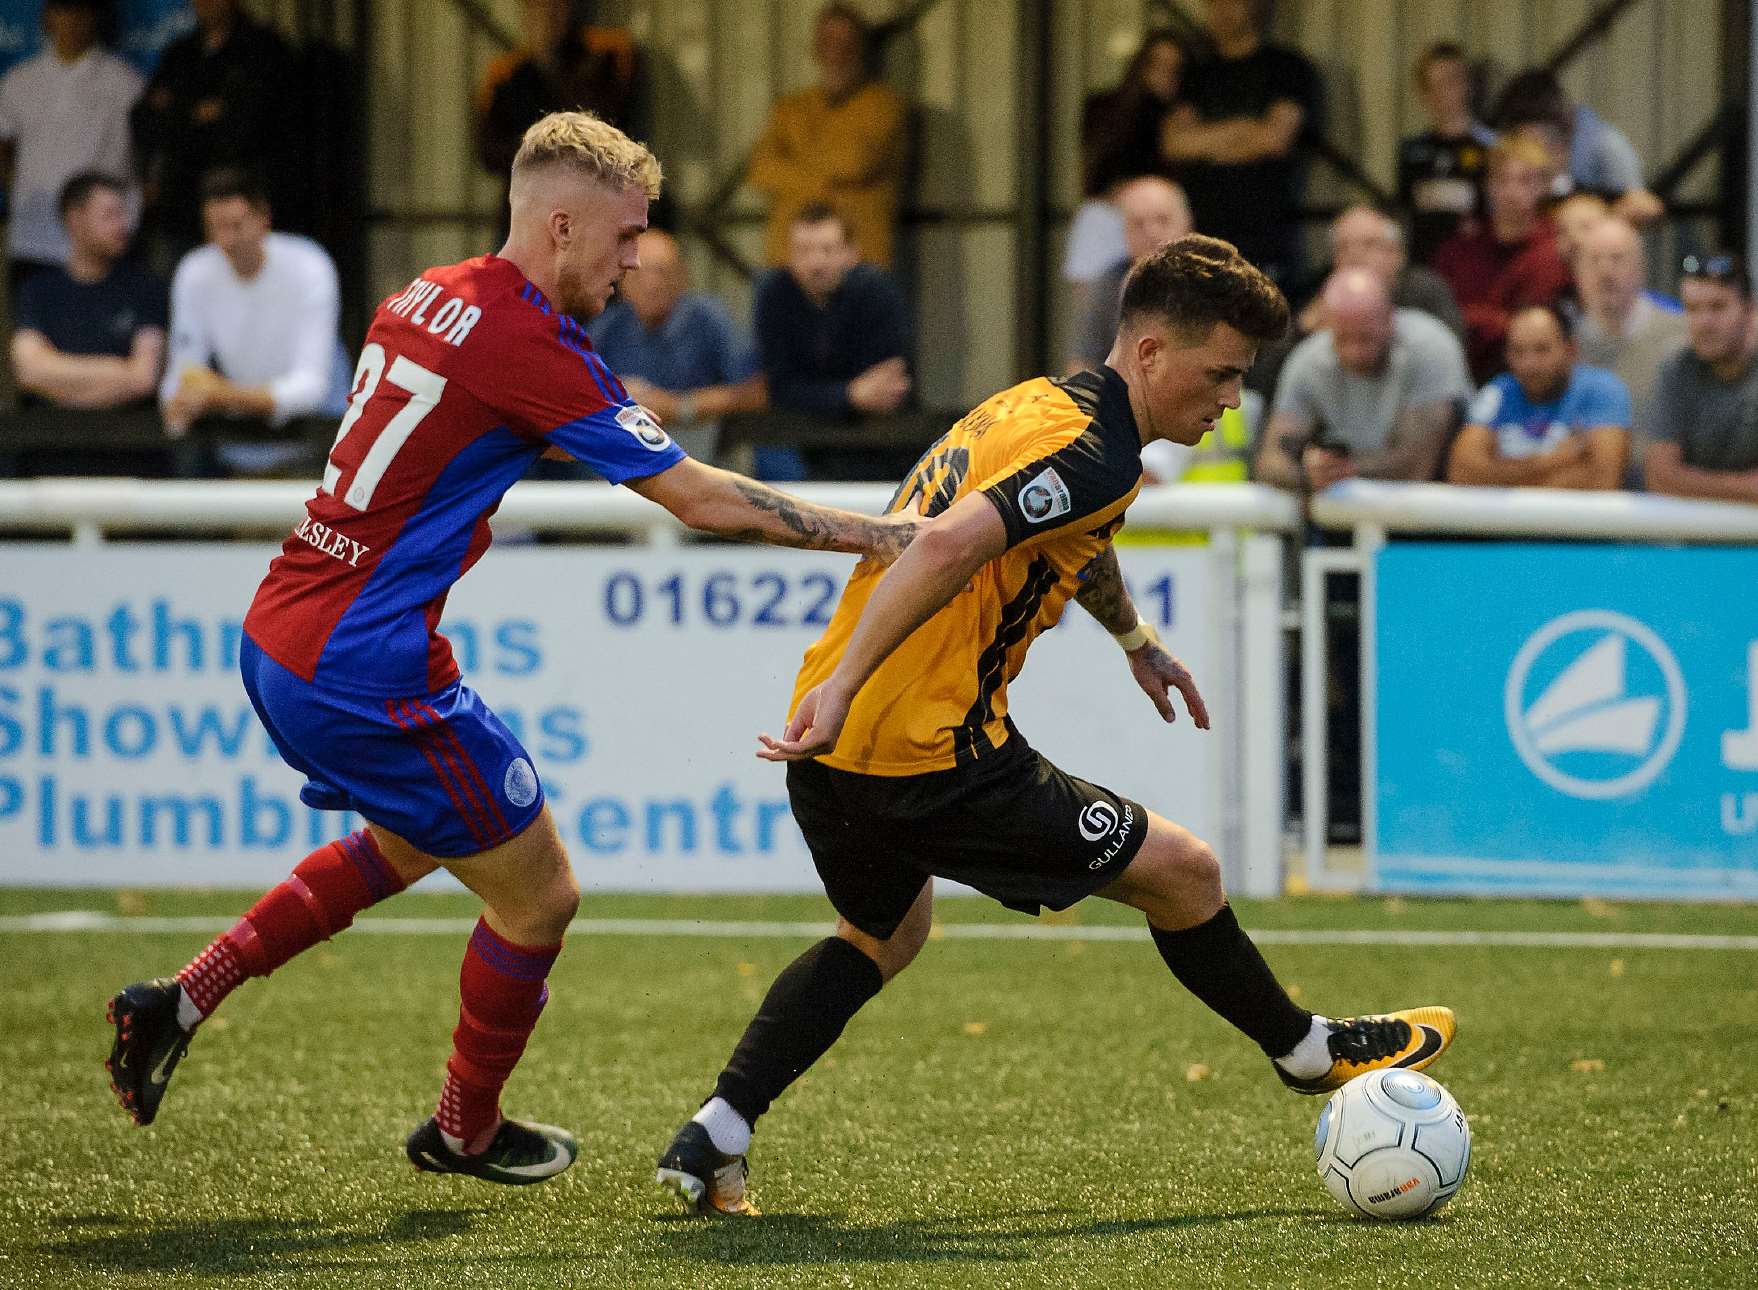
top-left (656, 236), bottom-right (1457, 1216)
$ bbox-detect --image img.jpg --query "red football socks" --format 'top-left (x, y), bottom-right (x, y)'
top-left (175, 831), bottom-right (408, 1022)
top-left (435, 918), bottom-right (560, 1152)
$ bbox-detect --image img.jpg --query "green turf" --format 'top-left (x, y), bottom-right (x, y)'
top-left (2, 888), bottom-right (1754, 1288)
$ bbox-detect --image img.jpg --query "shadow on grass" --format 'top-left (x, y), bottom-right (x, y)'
top-left (652, 1205), bottom-right (1327, 1266)
top-left (45, 1208), bottom-right (483, 1276)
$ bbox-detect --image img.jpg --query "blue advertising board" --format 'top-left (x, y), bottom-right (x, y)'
top-left (1374, 543), bottom-right (1758, 900)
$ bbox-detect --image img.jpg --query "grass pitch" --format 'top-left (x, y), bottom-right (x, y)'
top-left (2, 886), bottom-right (1755, 1289)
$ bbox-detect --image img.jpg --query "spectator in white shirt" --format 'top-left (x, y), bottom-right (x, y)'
top-left (0, 0), bottom-right (144, 288)
top-left (160, 167), bottom-right (350, 477)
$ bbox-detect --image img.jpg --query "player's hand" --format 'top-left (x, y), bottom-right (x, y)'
top-left (1127, 642), bottom-right (1210, 730)
top-left (757, 681), bottom-right (851, 761)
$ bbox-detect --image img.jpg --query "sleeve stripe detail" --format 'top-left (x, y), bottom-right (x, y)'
top-left (555, 315), bottom-right (628, 404)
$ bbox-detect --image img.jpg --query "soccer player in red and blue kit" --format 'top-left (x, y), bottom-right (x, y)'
top-left (104, 112), bottom-right (917, 1185)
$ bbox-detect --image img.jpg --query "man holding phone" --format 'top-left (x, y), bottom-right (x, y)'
top-left (1254, 268), bottom-right (1470, 490)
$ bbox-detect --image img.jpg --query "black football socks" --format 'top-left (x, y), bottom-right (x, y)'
top-left (711, 936), bottom-right (884, 1126)
top-left (1149, 903), bottom-right (1313, 1057)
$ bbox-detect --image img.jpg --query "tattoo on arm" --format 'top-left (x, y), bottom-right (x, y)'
top-left (722, 477), bottom-right (907, 559)
top-left (1074, 545), bottom-right (1138, 635)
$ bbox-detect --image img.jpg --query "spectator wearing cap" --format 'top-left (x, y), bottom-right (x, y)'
top-left (1255, 269), bottom-right (1468, 493)
top-left (1643, 255), bottom-right (1758, 504)
top-left (10, 172), bottom-right (165, 413)
top-left (587, 230), bottom-right (766, 466)
top-left (0, 0), bottom-right (143, 290)
top-left (747, 3), bottom-right (907, 270)
top-left (1572, 216), bottom-right (1687, 476)
top-left (159, 168), bottom-right (350, 478)
top-left (1396, 42), bottom-right (1496, 265)
top-left (1447, 302), bottom-right (1629, 491)
top-left (1433, 133), bottom-right (1571, 385)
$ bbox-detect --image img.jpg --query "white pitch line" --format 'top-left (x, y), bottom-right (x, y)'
top-left (2, 911), bottom-right (1757, 951)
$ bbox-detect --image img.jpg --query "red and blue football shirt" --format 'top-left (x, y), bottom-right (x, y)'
top-left (244, 254), bottom-right (684, 696)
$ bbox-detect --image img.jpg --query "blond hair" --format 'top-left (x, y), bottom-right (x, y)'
top-left (1487, 131), bottom-right (1553, 175)
top-left (511, 111), bottom-right (663, 199)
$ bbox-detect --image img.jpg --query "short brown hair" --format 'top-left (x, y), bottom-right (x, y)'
top-left (1119, 234), bottom-right (1288, 343)
top-left (512, 111), bottom-right (663, 200)
top-left (1413, 41), bottom-right (1468, 89)
top-left (791, 201), bottom-right (850, 240)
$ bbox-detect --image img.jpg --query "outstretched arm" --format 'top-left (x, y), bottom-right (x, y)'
top-left (625, 456), bottom-right (918, 564)
top-left (757, 492), bottom-right (1008, 761)
top-left (1075, 545), bottom-right (1209, 729)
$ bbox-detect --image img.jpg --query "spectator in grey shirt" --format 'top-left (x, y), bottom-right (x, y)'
top-left (1572, 215), bottom-right (1686, 482)
top-left (1642, 255), bottom-right (1758, 504)
top-left (1255, 269), bottom-right (1469, 491)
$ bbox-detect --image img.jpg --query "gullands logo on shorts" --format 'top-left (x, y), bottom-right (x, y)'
top-left (1019, 466), bottom-right (1072, 524)
top-left (1080, 801), bottom-right (1136, 869)
top-left (1504, 610), bottom-right (1687, 800)
top-left (503, 757), bottom-right (539, 809)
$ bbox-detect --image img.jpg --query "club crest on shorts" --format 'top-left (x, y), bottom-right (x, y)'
top-left (616, 403), bottom-right (672, 451)
top-left (503, 757), bottom-right (539, 809)
top-left (1018, 466), bottom-right (1072, 524)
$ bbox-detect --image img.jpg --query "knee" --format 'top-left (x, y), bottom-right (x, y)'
top-left (540, 870), bottom-right (581, 938)
top-left (839, 917), bottom-right (927, 985)
top-left (1177, 838), bottom-right (1224, 896)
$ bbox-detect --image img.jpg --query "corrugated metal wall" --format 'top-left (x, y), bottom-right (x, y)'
top-left (249, 0), bottom-right (1730, 407)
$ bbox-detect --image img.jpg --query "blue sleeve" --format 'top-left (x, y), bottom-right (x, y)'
top-left (546, 398), bottom-right (688, 483)
top-left (1582, 369), bottom-right (1632, 427)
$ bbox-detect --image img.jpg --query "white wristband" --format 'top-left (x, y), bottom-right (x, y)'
top-left (1110, 615), bottom-right (1158, 652)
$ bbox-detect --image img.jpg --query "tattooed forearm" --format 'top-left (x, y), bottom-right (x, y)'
top-left (720, 478), bottom-right (918, 562)
top-left (1074, 545), bottom-right (1138, 635)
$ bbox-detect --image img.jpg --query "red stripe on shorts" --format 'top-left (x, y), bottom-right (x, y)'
top-left (386, 699), bottom-right (492, 850)
top-left (416, 699), bottom-right (513, 839)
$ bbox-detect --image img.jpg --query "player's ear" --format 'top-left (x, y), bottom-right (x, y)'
top-left (550, 208), bottom-right (572, 249)
top-left (1133, 330), bottom-right (1164, 375)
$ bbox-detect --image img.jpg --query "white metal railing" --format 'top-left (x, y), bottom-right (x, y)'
top-left (0, 478), bottom-right (1301, 543)
top-left (1311, 478), bottom-right (1758, 543)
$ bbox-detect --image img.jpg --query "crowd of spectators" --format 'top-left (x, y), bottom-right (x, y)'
top-left (1, 0), bottom-right (1752, 509)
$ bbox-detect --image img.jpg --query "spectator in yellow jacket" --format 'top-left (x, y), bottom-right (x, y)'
top-left (747, 4), bottom-right (907, 269)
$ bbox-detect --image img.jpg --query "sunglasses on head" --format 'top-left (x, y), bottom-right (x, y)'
top-left (1681, 253), bottom-right (1746, 287)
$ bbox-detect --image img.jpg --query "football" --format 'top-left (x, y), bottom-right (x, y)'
top-left (1313, 1069), bottom-right (1471, 1220)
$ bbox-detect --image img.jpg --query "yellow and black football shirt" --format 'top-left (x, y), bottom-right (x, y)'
top-left (793, 364), bottom-right (1144, 775)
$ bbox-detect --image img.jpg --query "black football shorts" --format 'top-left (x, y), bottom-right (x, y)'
top-left (786, 723), bottom-right (1150, 938)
